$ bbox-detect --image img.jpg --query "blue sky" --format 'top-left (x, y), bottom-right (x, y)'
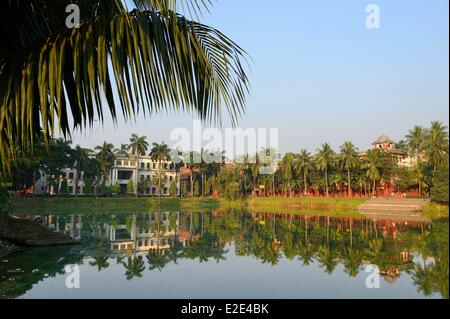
top-left (70, 0), bottom-right (449, 154)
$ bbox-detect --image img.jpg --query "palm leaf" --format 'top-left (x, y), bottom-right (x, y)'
top-left (0, 0), bottom-right (249, 175)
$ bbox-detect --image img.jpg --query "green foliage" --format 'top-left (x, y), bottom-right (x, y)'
top-left (181, 182), bottom-right (188, 198)
top-left (222, 182), bottom-right (243, 202)
top-left (204, 177), bottom-right (213, 196)
top-left (59, 178), bottom-right (69, 196)
top-left (127, 180), bottom-right (135, 196)
top-left (99, 184), bottom-right (113, 197)
top-left (138, 180), bottom-right (150, 195)
top-left (169, 181), bottom-right (177, 197)
top-left (113, 182), bottom-right (121, 196)
top-left (194, 180), bottom-right (200, 197)
top-left (431, 164), bottom-right (449, 204)
top-left (83, 179), bottom-right (93, 196)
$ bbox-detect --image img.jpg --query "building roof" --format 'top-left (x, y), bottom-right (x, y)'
top-left (372, 134), bottom-right (394, 145)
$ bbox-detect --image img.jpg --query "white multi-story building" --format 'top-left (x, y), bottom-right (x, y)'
top-left (106, 155), bottom-right (180, 196)
top-left (34, 168), bottom-right (85, 196)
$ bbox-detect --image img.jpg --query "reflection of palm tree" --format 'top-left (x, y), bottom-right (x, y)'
top-left (297, 241), bottom-right (314, 266)
top-left (123, 256), bottom-right (145, 280)
top-left (317, 245), bottom-right (337, 274)
top-left (412, 263), bottom-right (435, 296)
top-left (89, 255), bottom-right (110, 271)
top-left (146, 250), bottom-right (171, 271)
top-left (342, 247), bottom-right (363, 277)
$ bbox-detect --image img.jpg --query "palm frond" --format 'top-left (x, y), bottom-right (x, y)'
top-left (0, 0), bottom-right (249, 174)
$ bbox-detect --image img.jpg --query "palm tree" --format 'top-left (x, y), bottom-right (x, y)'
top-left (406, 125), bottom-right (426, 195)
top-left (251, 154), bottom-right (261, 197)
top-left (339, 142), bottom-right (359, 198)
top-left (316, 143), bottom-right (335, 197)
top-left (281, 153), bottom-right (295, 197)
top-left (425, 121), bottom-right (449, 171)
top-left (296, 149), bottom-right (312, 197)
top-left (365, 150), bottom-right (381, 196)
top-left (114, 144), bottom-right (129, 157)
top-left (0, 1), bottom-right (249, 177)
top-left (149, 142), bottom-right (171, 198)
top-left (95, 142), bottom-right (115, 184)
top-left (71, 145), bottom-right (94, 196)
top-left (128, 134), bottom-right (149, 197)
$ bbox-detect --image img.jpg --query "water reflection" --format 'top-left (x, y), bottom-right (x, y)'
top-left (0, 211), bottom-right (448, 299)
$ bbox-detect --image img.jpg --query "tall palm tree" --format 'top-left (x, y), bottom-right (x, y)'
top-left (315, 143), bottom-right (335, 197)
top-left (281, 153), bottom-right (295, 197)
top-left (149, 142), bottom-right (171, 198)
top-left (339, 142), bottom-right (360, 197)
top-left (114, 144), bottom-right (129, 157)
top-left (95, 142), bottom-right (115, 183)
top-left (128, 134), bottom-right (149, 197)
top-left (71, 145), bottom-right (93, 196)
top-left (296, 149), bottom-right (312, 197)
top-left (406, 125), bottom-right (426, 195)
top-left (251, 154), bottom-right (261, 197)
top-left (365, 150), bottom-right (381, 196)
top-left (425, 121), bottom-right (449, 171)
top-left (0, 0), bottom-right (249, 176)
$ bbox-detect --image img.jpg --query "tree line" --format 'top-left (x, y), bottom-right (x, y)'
top-left (3, 121), bottom-right (449, 203)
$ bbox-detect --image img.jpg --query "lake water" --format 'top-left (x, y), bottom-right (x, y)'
top-left (0, 211), bottom-right (448, 299)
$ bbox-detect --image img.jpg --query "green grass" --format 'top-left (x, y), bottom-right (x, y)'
top-left (422, 203), bottom-right (449, 221)
top-left (11, 197), bottom-right (223, 215)
top-left (246, 197), bottom-right (366, 217)
top-left (11, 196), bottom-right (368, 218)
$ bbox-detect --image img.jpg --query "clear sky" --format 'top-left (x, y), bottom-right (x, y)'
top-left (70, 0), bottom-right (449, 155)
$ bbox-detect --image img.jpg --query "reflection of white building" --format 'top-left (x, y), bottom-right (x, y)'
top-left (106, 212), bottom-right (179, 254)
top-left (106, 156), bottom-right (180, 196)
top-left (34, 168), bottom-right (85, 196)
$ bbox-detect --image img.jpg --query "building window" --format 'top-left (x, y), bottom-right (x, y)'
top-left (69, 172), bottom-right (74, 180)
top-left (153, 163), bottom-right (156, 169)
top-left (140, 175), bottom-right (145, 181)
top-left (116, 160), bottom-right (122, 166)
top-left (169, 176), bottom-right (173, 182)
top-left (141, 163), bottom-right (145, 169)
top-left (68, 186), bottom-right (73, 194)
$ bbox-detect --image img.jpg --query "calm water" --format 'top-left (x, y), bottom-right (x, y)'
top-left (0, 211), bottom-right (448, 299)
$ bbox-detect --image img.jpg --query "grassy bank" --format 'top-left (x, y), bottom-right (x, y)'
top-left (11, 197), bottom-right (223, 215)
top-left (422, 203), bottom-right (449, 221)
top-left (248, 197), bottom-right (365, 212)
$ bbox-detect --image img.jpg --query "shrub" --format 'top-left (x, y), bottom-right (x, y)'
top-left (60, 178), bottom-right (69, 196)
top-left (194, 180), bottom-right (200, 197)
top-left (431, 164), bottom-right (449, 204)
top-left (127, 179), bottom-right (135, 196)
top-left (169, 180), bottom-right (177, 197)
top-left (99, 184), bottom-right (113, 197)
top-left (84, 179), bottom-right (93, 195)
top-left (113, 182), bottom-right (121, 196)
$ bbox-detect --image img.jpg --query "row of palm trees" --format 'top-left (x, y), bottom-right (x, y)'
top-left (258, 121), bottom-right (448, 197)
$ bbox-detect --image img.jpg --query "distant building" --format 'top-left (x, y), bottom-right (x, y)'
top-left (360, 135), bottom-right (416, 168)
top-left (34, 167), bottom-right (85, 196)
top-left (106, 155), bottom-right (180, 196)
top-left (33, 155), bottom-right (181, 196)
